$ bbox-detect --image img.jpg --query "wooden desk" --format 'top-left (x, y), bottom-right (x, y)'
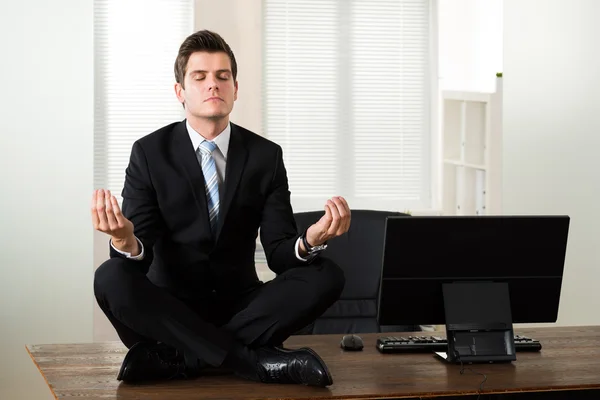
top-left (26, 326), bottom-right (600, 400)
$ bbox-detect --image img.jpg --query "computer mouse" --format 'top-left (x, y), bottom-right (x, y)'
top-left (340, 334), bottom-right (364, 351)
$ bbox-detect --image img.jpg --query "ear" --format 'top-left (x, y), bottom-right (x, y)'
top-left (234, 80), bottom-right (238, 101)
top-left (174, 82), bottom-right (185, 105)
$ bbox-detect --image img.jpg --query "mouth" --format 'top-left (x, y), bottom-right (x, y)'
top-left (204, 97), bottom-right (224, 102)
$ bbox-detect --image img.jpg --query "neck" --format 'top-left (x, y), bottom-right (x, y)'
top-left (187, 114), bottom-right (229, 140)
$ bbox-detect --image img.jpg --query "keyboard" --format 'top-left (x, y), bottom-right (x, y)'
top-left (376, 334), bottom-right (542, 354)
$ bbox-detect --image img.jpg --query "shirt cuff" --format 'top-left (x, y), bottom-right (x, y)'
top-left (110, 236), bottom-right (145, 260)
top-left (295, 237), bottom-right (310, 262)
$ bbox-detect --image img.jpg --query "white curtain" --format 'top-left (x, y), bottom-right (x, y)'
top-left (94, 0), bottom-right (193, 201)
top-left (263, 0), bottom-right (433, 212)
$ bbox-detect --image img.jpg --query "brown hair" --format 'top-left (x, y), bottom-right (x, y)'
top-left (174, 30), bottom-right (237, 88)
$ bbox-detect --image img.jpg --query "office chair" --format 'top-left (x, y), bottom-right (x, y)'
top-left (291, 209), bottom-right (421, 335)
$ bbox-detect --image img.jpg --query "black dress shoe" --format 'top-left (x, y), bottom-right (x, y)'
top-left (255, 346), bottom-right (333, 387)
top-left (117, 342), bottom-right (194, 382)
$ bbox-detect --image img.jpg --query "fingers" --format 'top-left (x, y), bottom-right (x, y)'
top-left (324, 196), bottom-right (351, 238)
top-left (323, 202), bottom-right (332, 223)
top-left (92, 188), bottom-right (132, 239)
top-left (105, 190), bottom-right (119, 229)
top-left (315, 196), bottom-right (351, 242)
top-left (338, 196), bottom-right (350, 215)
top-left (334, 196), bottom-right (351, 233)
top-left (95, 189), bottom-right (109, 231)
top-left (111, 195), bottom-right (124, 221)
top-left (326, 199), bottom-right (341, 236)
top-left (91, 190), bottom-right (100, 229)
top-left (317, 202), bottom-right (333, 230)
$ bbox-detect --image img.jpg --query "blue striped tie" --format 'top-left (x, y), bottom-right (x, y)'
top-left (197, 141), bottom-right (219, 235)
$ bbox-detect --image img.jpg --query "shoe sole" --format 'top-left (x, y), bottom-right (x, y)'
top-left (117, 342), bottom-right (143, 381)
top-left (298, 347), bottom-right (333, 387)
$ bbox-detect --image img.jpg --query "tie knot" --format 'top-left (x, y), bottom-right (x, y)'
top-left (199, 140), bottom-right (217, 156)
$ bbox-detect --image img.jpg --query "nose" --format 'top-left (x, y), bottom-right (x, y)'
top-left (207, 75), bottom-right (219, 91)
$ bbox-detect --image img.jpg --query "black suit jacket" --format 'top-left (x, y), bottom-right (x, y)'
top-left (109, 121), bottom-right (306, 301)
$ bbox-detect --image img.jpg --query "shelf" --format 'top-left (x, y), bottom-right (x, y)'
top-left (443, 159), bottom-right (486, 171)
top-left (442, 163), bottom-right (487, 216)
top-left (464, 101), bottom-right (486, 166)
top-left (440, 77), bottom-right (501, 216)
top-left (442, 163), bottom-right (457, 215)
top-left (457, 167), bottom-right (477, 215)
top-left (442, 99), bottom-right (462, 161)
top-left (442, 91), bottom-right (492, 102)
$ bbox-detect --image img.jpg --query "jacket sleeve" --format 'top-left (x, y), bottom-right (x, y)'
top-left (259, 146), bottom-right (310, 274)
top-left (109, 140), bottom-right (164, 274)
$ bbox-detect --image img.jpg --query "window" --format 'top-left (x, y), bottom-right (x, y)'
top-left (94, 0), bottom-right (194, 201)
top-left (263, 0), bottom-right (433, 212)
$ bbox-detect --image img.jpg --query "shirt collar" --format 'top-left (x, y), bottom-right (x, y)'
top-left (186, 120), bottom-right (231, 160)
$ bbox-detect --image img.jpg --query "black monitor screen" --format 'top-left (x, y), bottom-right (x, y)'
top-left (377, 215), bottom-right (570, 326)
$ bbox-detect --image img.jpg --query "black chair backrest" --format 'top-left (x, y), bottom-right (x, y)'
top-left (293, 209), bottom-right (418, 334)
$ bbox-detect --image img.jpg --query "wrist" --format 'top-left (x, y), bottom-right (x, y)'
top-left (301, 228), bottom-right (328, 255)
top-left (112, 235), bottom-right (138, 254)
top-left (305, 227), bottom-right (322, 247)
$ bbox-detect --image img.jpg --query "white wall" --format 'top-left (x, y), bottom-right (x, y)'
top-left (0, 0), bottom-right (94, 399)
top-left (438, 0), bottom-right (503, 93)
top-left (503, 0), bottom-right (600, 326)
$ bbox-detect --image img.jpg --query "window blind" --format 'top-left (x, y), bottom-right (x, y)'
top-left (94, 0), bottom-right (193, 202)
top-left (264, 0), bottom-right (432, 212)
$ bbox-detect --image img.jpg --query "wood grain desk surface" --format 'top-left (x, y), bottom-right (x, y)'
top-left (26, 325), bottom-right (600, 400)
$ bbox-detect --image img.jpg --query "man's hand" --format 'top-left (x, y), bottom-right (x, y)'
top-left (91, 189), bottom-right (138, 255)
top-left (304, 196), bottom-right (351, 249)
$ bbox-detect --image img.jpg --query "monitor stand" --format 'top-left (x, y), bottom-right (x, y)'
top-left (435, 281), bottom-right (517, 364)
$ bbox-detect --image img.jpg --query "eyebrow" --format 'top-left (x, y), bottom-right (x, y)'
top-left (189, 69), bottom-right (232, 75)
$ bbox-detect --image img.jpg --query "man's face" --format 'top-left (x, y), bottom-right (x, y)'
top-left (175, 51), bottom-right (238, 120)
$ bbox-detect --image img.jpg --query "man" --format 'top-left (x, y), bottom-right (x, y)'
top-left (92, 30), bottom-right (350, 388)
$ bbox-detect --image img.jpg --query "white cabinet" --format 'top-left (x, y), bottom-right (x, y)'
top-left (441, 77), bottom-right (503, 215)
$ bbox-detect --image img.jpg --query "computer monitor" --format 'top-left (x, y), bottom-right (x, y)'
top-left (377, 215), bottom-right (570, 363)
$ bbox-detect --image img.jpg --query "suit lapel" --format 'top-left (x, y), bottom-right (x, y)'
top-left (172, 121), bottom-right (212, 236)
top-left (216, 123), bottom-right (248, 241)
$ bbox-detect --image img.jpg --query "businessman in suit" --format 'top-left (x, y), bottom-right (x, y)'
top-left (92, 30), bottom-right (349, 387)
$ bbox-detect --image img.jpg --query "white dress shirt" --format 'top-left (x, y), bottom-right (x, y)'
top-left (111, 121), bottom-right (308, 262)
